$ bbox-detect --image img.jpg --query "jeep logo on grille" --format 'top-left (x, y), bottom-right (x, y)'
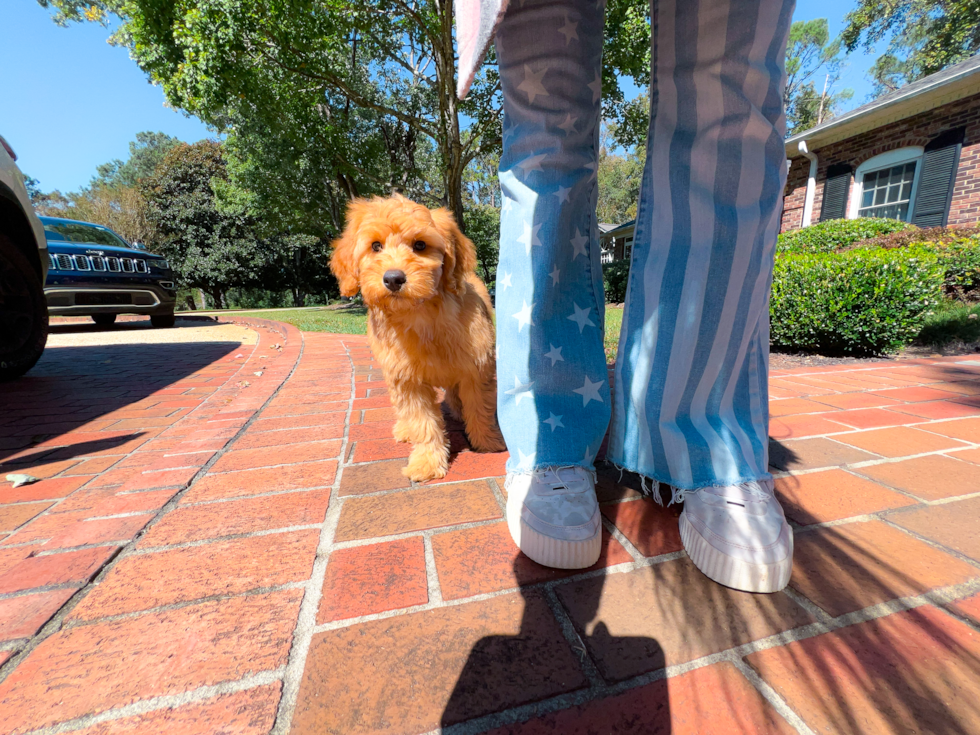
top-left (85, 249), bottom-right (105, 256)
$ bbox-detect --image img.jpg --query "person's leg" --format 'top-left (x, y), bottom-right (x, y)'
top-left (609, 0), bottom-right (795, 590)
top-left (496, 0), bottom-right (609, 568)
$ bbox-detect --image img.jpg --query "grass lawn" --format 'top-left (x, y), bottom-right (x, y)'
top-left (223, 300), bottom-right (980, 356)
top-left (227, 303), bottom-right (627, 357)
top-left (228, 306), bottom-right (370, 334)
top-left (916, 299), bottom-right (980, 347)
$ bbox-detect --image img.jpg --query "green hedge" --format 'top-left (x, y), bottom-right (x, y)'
top-left (928, 237), bottom-right (980, 300)
top-left (770, 247), bottom-right (943, 355)
top-left (776, 218), bottom-right (913, 255)
top-left (847, 223), bottom-right (980, 251)
top-left (847, 227), bottom-right (980, 301)
top-left (603, 259), bottom-right (631, 303)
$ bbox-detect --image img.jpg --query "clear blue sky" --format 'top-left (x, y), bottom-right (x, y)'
top-left (3, 0), bottom-right (881, 194)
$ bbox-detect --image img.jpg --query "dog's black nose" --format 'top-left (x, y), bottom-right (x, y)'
top-left (383, 270), bottom-right (407, 292)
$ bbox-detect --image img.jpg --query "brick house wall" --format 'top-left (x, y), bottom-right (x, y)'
top-left (781, 92), bottom-right (980, 232)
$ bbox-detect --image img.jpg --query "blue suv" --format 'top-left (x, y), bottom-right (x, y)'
top-left (41, 217), bottom-right (177, 327)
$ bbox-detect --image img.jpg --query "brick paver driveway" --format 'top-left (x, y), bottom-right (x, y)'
top-left (1, 316), bottom-right (979, 734)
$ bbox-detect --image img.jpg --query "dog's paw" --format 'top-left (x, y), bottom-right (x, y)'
top-left (402, 444), bottom-right (449, 482)
top-left (469, 430), bottom-right (506, 453)
top-left (465, 421), bottom-right (507, 453)
top-left (392, 420), bottom-right (415, 444)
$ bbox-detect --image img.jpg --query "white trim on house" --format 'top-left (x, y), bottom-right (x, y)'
top-left (786, 55), bottom-right (980, 156)
top-left (848, 146), bottom-right (924, 221)
top-left (798, 142), bottom-right (818, 227)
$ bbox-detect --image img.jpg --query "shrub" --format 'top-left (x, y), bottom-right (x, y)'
top-left (930, 237), bottom-right (980, 300)
top-left (847, 224), bottom-right (980, 251)
top-left (776, 218), bottom-right (913, 255)
top-left (603, 259), bottom-right (631, 303)
top-left (847, 226), bottom-right (980, 301)
top-left (770, 247), bottom-right (943, 355)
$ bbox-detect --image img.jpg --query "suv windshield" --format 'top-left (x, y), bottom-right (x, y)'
top-left (41, 220), bottom-right (130, 250)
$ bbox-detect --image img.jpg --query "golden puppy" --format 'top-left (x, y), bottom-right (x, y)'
top-left (330, 194), bottom-right (505, 481)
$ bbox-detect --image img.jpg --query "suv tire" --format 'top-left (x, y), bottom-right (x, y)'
top-left (92, 314), bottom-right (117, 326)
top-left (151, 313), bottom-right (176, 329)
top-left (0, 233), bottom-right (48, 380)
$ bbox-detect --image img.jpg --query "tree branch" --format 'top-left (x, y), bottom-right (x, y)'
top-left (250, 41), bottom-right (440, 139)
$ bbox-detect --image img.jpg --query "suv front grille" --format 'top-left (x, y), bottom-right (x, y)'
top-left (48, 254), bottom-right (149, 273)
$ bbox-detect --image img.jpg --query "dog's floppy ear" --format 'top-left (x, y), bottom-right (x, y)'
top-left (330, 199), bottom-right (368, 297)
top-left (431, 207), bottom-right (477, 295)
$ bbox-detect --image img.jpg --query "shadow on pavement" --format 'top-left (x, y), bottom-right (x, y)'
top-left (0, 332), bottom-right (243, 465)
top-left (441, 429), bottom-right (980, 731)
top-left (46, 317), bottom-right (219, 336)
top-left (441, 558), bottom-right (670, 733)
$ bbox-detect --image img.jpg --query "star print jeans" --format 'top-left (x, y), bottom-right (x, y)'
top-left (495, 0), bottom-right (793, 489)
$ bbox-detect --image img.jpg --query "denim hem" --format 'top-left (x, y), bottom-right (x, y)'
top-left (603, 456), bottom-right (773, 493)
top-left (506, 461), bottom-right (596, 475)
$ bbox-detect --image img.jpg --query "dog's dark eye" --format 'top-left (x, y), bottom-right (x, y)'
top-left (371, 241), bottom-right (382, 252)
top-left (413, 240), bottom-right (426, 252)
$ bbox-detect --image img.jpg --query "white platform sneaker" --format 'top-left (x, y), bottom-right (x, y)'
top-left (678, 479), bottom-right (793, 593)
top-left (505, 467), bottom-right (602, 570)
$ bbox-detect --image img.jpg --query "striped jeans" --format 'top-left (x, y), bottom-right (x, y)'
top-left (495, 0), bottom-right (794, 489)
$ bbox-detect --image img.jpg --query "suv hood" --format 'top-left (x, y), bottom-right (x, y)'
top-left (45, 240), bottom-right (165, 260)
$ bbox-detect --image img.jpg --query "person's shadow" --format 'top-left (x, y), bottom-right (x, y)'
top-left (440, 555), bottom-right (671, 733)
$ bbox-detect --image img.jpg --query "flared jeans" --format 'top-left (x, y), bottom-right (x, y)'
top-left (495, 0), bottom-right (794, 489)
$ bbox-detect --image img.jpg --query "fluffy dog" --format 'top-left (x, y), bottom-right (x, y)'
top-left (330, 194), bottom-right (505, 481)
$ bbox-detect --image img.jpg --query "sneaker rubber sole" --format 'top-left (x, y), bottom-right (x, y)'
top-left (679, 511), bottom-right (793, 593)
top-left (506, 504), bottom-right (602, 570)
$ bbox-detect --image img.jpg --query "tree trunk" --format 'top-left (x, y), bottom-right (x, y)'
top-left (434, 0), bottom-right (466, 231)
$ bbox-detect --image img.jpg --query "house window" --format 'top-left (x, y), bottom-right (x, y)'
top-left (849, 147), bottom-right (924, 222)
top-left (858, 162), bottom-right (917, 220)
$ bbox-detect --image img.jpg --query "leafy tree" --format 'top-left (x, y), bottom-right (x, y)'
top-left (254, 233), bottom-right (339, 307)
top-left (92, 132), bottom-right (181, 188)
top-left (463, 203), bottom-right (500, 284)
top-left (21, 175), bottom-right (45, 207)
top-left (37, 0), bottom-right (653, 231)
top-left (597, 125), bottom-right (643, 225)
top-left (29, 131), bottom-right (182, 246)
top-left (784, 19), bottom-right (853, 134)
top-left (463, 150), bottom-right (501, 209)
top-left (142, 140), bottom-right (272, 307)
top-left (842, 0), bottom-right (980, 94)
top-left (220, 81), bottom-right (399, 241)
top-left (37, 0), bottom-right (501, 229)
top-left (602, 0), bottom-right (652, 148)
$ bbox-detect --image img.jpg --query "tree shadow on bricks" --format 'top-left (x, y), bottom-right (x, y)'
top-left (447, 433), bottom-right (980, 733)
top-left (0, 339), bottom-right (243, 463)
top-left (0, 434), bottom-right (146, 469)
top-left (753, 518), bottom-right (980, 734)
top-left (441, 558), bottom-right (673, 734)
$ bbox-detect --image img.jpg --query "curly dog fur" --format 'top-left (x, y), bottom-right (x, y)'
top-left (330, 194), bottom-right (505, 481)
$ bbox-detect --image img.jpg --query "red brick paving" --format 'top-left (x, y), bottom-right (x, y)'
top-left (316, 537), bottom-right (429, 622)
top-left (3, 320), bottom-right (980, 733)
top-left (745, 606), bottom-right (980, 735)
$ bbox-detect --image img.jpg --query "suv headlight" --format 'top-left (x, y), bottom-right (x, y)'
top-left (153, 258), bottom-right (171, 270)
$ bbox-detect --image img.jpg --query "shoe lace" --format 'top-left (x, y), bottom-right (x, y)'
top-left (663, 479), bottom-right (773, 507)
top-left (537, 466), bottom-right (596, 493)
